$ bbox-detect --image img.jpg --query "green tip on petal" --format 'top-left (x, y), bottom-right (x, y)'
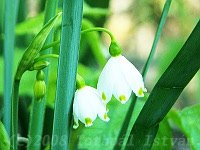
top-left (85, 118), bottom-right (93, 127)
top-left (138, 87), bottom-right (144, 97)
top-left (119, 95), bottom-right (126, 104)
top-left (73, 119), bottom-right (79, 129)
top-left (102, 92), bottom-right (107, 102)
top-left (104, 113), bottom-right (110, 122)
top-left (109, 41), bottom-right (122, 57)
top-left (106, 106), bottom-right (109, 113)
top-left (73, 123), bottom-right (79, 129)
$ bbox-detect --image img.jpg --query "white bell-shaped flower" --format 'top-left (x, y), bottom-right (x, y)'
top-left (97, 55), bottom-right (147, 104)
top-left (73, 86), bottom-right (110, 129)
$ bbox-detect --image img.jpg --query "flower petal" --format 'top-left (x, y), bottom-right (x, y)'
top-left (97, 103), bottom-right (110, 122)
top-left (111, 58), bottom-right (132, 103)
top-left (73, 86), bottom-right (98, 125)
top-left (73, 113), bottom-right (79, 129)
top-left (118, 55), bottom-right (146, 97)
top-left (97, 57), bottom-right (116, 103)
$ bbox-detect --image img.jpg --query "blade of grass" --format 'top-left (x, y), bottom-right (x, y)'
top-left (51, 0), bottom-right (83, 149)
top-left (142, 0), bottom-right (172, 79)
top-left (3, 0), bottom-right (19, 137)
top-left (114, 0), bottom-right (172, 149)
top-left (27, 0), bottom-right (58, 150)
top-left (125, 20), bottom-right (200, 150)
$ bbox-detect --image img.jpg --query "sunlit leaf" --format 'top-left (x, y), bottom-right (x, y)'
top-left (168, 105), bottom-right (200, 150)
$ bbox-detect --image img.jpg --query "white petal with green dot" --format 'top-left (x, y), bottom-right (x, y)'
top-left (97, 58), bottom-right (115, 103)
top-left (73, 113), bottom-right (79, 129)
top-left (73, 86), bottom-right (109, 129)
top-left (111, 58), bottom-right (132, 103)
top-left (118, 55), bottom-right (146, 97)
top-left (73, 86), bottom-right (98, 127)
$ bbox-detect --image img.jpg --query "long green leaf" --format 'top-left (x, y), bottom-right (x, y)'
top-left (51, 0), bottom-right (83, 149)
top-left (3, 0), bottom-right (19, 137)
top-left (125, 20), bottom-right (200, 150)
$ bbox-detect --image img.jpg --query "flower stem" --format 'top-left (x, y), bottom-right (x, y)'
top-left (40, 40), bottom-right (60, 52)
top-left (81, 27), bottom-right (116, 42)
top-left (11, 79), bottom-right (20, 150)
top-left (34, 54), bottom-right (59, 62)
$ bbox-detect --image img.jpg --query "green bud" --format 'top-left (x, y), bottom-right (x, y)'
top-left (28, 60), bottom-right (50, 71)
top-left (76, 74), bottom-right (85, 89)
top-left (109, 41), bottom-right (122, 57)
top-left (34, 80), bottom-right (46, 102)
top-left (36, 70), bottom-right (45, 81)
top-left (15, 12), bottom-right (62, 80)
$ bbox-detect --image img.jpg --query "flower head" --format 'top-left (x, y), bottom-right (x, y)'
top-left (73, 86), bottom-right (109, 129)
top-left (97, 55), bottom-right (146, 104)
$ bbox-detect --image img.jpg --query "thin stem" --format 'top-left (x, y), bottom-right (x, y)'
top-left (81, 27), bottom-right (116, 42)
top-left (34, 54), bottom-right (59, 62)
top-left (11, 79), bottom-right (20, 150)
top-left (18, 137), bottom-right (29, 145)
top-left (142, 0), bottom-right (172, 79)
top-left (40, 40), bottom-right (60, 51)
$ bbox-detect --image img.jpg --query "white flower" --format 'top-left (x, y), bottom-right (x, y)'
top-left (73, 86), bottom-right (110, 129)
top-left (97, 55), bottom-right (146, 104)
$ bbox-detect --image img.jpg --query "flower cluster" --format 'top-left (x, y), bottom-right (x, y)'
top-left (73, 41), bottom-right (146, 129)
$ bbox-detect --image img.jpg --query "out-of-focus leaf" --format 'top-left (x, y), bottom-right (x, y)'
top-left (0, 121), bottom-right (10, 150)
top-left (15, 2), bottom-right (109, 36)
top-left (151, 117), bottom-right (172, 150)
top-left (168, 105), bottom-right (200, 150)
top-left (15, 13), bottom-right (44, 35)
top-left (83, 2), bottom-right (110, 19)
top-left (81, 19), bottom-right (107, 67)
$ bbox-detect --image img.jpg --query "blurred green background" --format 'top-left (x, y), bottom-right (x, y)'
top-left (0, 0), bottom-right (199, 149)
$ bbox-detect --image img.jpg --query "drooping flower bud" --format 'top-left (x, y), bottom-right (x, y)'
top-left (33, 70), bottom-right (46, 102)
top-left (28, 60), bottom-right (50, 71)
top-left (34, 80), bottom-right (46, 102)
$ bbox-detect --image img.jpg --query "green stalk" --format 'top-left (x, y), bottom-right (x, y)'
top-left (27, 0), bottom-right (58, 150)
top-left (114, 0), bottom-right (172, 149)
top-left (11, 79), bottom-right (20, 150)
top-left (142, 0), bottom-right (172, 79)
top-left (81, 27), bottom-right (116, 42)
top-left (51, 0), bottom-right (83, 149)
top-left (3, 0), bottom-right (19, 137)
top-left (41, 40), bottom-right (60, 51)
